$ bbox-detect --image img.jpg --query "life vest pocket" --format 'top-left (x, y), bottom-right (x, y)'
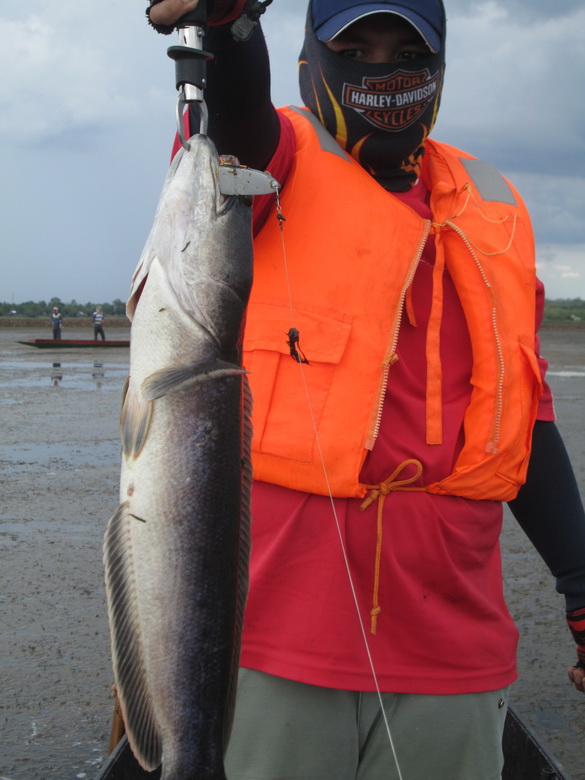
top-left (244, 302), bottom-right (352, 464)
top-left (497, 340), bottom-right (543, 479)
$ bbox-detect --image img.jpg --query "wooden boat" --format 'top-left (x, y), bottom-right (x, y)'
top-left (93, 705), bottom-right (572, 780)
top-left (501, 707), bottom-right (573, 779)
top-left (18, 338), bottom-right (129, 348)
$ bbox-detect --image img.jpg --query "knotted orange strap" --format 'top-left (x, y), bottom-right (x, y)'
top-left (405, 281), bottom-right (417, 328)
top-left (426, 225), bottom-right (446, 445)
top-left (360, 459), bottom-right (425, 634)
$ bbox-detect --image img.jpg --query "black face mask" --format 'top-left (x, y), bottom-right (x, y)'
top-left (299, 9), bottom-right (446, 192)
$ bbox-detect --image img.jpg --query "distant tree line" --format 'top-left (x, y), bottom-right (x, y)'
top-left (0, 298), bottom-right (127, 319)
top-left (1, 296), bottom-right (585, 323)
top-left (542, 298), bottom-right (585, 323)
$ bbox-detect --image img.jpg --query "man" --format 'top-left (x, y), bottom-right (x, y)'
top-left (147, 1), bottom-right (585, 777)
top-left (50, 306), bottom-right (62, 340)
top-left (92, 306), bottom-right (106, 341)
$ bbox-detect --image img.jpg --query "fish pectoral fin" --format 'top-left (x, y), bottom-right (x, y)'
top-left (103, 503), bottom-right (161, 771)
top-left (141, 358), bottom-right (245, 401)
top-left (121, 381), bottom-right (153, 460)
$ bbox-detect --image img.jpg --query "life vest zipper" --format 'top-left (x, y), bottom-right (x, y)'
top-left (445, 219), bottom-right (505, 453)
top-left (365, 220), bottom-right (432, 450)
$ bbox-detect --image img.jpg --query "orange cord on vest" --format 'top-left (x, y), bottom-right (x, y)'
top-left (360, 459), bottom-right (425, 634)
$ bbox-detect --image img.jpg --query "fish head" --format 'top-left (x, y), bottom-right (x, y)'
top-left (130, 134), bottom-right (254, 357)
top-left (185, 135), bottom-right (255, 357)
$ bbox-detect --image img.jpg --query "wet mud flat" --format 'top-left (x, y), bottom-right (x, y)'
top-left (0, 327), bottom-right (584, 779)
top-left (502, 327), bottom-right (585, 779)
top-left (0, 329), bottom-right (128, 779)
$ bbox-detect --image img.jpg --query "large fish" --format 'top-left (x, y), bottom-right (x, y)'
top-left (103, 134), bottom-right (254, 780)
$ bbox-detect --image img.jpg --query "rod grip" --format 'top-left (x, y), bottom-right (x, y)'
top-left (176, 1), bottom-right (208, 28)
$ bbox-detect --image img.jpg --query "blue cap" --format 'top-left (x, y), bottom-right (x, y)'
top-left (311, 0), bottom-right (443, 53)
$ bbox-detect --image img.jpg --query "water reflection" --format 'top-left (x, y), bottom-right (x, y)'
top-left (45, 360), bottom-right (113, 389)
top-left (51, 362), bottom-right (63, 387)
top-left (92, 361), bottom-right (105, 390)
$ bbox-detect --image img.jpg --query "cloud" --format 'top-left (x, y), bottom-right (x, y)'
top-left (1, 0), bottom-right (584, 302)
top-left (263, 6), bottom-right (305, 107)
top-left (499, 171), bottom-right (585, 247)
top-left (0, 15), bottom-right (119, 144)
top-left (434, 1), bottom-right (585, 176)
top-left (446, 0), bottom-right (577, 23)
top-left (0, 1), bottom-right (172, 147)
top-left (536, 243), bottom-right (585, 299)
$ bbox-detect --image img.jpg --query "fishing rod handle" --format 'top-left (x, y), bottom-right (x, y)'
top-left (175, 1), bottom-right (208, 29)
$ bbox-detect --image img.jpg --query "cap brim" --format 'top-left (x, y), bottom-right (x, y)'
top-left (315, 6), bottom-right (440, 53)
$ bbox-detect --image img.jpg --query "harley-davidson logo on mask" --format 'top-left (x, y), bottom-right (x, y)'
top-left (342, 68), bottom-right (440, 132)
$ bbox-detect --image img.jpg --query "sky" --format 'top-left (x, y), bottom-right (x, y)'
top-left (0, 0), bottom-right (584, 305)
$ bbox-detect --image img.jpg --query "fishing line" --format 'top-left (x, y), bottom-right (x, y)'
top-left (273, 189), bottom-right (405, 780)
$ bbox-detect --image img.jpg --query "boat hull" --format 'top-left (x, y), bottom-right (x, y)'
top-left (93, 706), bottom-right (572, 780)
top-left (19, 339), bottom-right (129, 348)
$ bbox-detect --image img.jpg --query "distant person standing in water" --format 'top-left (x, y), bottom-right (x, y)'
top-left (50, 306), bottom-right (62, 340)
top-left (92, 307), bottom-right (106, 341)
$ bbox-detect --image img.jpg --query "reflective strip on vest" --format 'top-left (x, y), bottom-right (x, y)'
top-left (460, 158), bottom-right (517, 206)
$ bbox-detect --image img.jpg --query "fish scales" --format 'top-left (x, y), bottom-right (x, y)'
top-left (103, 135), bottom-right (253, 780)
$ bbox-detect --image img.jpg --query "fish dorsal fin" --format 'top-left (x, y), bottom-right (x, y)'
top-left (224, 373), bottom-right (254, 751)
top-left (103, 503), bottom-right (162, 771)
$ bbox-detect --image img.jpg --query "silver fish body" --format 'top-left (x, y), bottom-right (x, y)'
top-left (103, 135), bottom-right (253, 780)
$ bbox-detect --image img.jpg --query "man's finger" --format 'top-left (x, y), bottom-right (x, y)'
top-left (568, 666), bottom-right (585, 691)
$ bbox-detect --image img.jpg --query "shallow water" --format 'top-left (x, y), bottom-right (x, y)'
top-left (0, 328), bottom-right (129, 779)
top-left (0, 364), bottom-right (125, 391)
top-left (1, 326), bottom-right (584, 779)
top-left (0, 439), bottom-right (120, 476)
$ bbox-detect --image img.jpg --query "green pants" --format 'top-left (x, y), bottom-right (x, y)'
top-left (225, 669), bottom-right (509, 780)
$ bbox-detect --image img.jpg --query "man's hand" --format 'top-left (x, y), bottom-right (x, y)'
top-left (567, 607), bottom-right (585, 692)
top-left (149, 0), bottom-right (200, 28)
top-left (568, 665), bottom-right (585, 693)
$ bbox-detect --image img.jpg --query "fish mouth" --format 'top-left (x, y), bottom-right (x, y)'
top-left (216, 189), bottom-right (252, 216)
top-left (214, 171), bottom-right (253, 214)
top-left (214, 153), bottom-right (254, 210)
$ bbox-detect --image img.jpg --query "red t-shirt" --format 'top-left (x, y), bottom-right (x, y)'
top-left (241, 113), bottom-right (555, 694)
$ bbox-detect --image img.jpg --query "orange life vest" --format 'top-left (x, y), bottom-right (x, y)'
top-left (243, 106), bottom-right (542, 501)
